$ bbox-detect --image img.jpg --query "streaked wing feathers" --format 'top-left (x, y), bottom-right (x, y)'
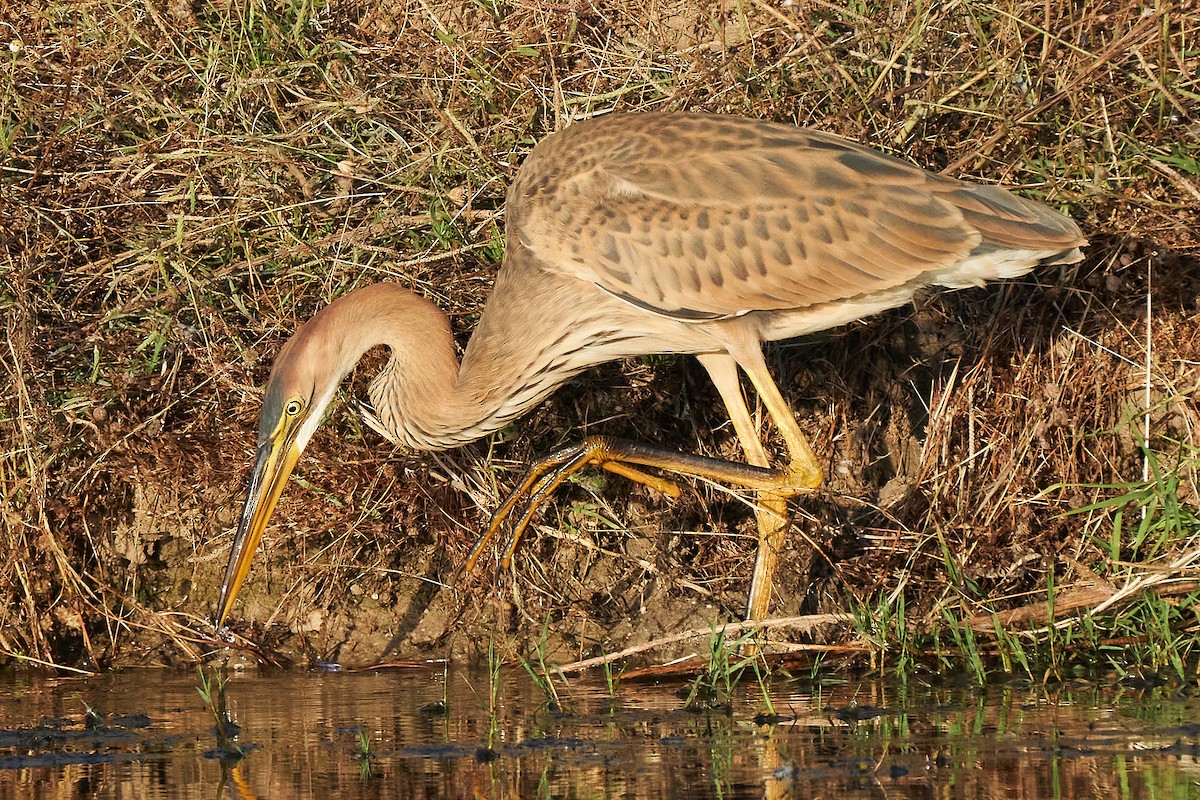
top-left (512, 116), bottom-right (979, 318)
top-left (509, 114), bottom-right (1083, 319)
top-left (948, 184), bottom-right (1085, 253)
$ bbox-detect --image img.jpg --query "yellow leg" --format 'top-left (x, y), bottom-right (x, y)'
top-left (469, 345), bottom-right (821, 623)
top-left (466, 435), bottom-right (778, 574)
top-left (735, 347), bottom-right (824, 619)
top-left (699, 354), bottom-right (792, 621)
top-left (740, 355), bottom-right (822, 488)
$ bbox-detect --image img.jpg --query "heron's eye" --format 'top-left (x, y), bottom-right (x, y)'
top-left (284, 399), bottom-right (304, 417)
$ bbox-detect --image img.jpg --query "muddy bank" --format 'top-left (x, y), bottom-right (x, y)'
top-left (111, 237), bottom-right (1200, 671)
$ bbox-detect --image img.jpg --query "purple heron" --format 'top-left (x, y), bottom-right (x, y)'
top-left (214, 112), bottom-right (1085, 629)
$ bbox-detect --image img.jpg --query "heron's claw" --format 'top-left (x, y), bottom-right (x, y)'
top-left (777, 462), bottom-right (822, 497)
top-left (462, 434), bottom-right (808, 574)
top-left (464, 436), bottom-right (690, 573)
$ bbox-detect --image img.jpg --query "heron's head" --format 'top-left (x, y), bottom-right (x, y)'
top-left (213, 283), bottom-right (451, 629)
top-left (214, 298), bottom-right (369, 628)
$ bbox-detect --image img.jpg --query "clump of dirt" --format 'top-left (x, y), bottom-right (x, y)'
top-left (2, 0), bottom-right (1197, 671)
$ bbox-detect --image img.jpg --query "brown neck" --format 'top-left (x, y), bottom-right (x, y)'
top-left (324, 266), bottom-right (650, 451)
top-left (339, 277), bottom-right (590, 451)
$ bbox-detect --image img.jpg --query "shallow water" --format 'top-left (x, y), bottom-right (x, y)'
top-left (1, 666), bottom-right (1198, 799)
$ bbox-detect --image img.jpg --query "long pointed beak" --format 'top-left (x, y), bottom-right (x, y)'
top-left (215, 430), bottom-right (303, 628)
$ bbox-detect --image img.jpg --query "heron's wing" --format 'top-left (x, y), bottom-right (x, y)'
top-left (512, 115), bottom-right (1073, 319)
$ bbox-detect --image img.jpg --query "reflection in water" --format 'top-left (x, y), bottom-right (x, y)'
top-left (0, 667), bottom-right (1198, 799)
top-left (197, 670), bottom-right (258, 800)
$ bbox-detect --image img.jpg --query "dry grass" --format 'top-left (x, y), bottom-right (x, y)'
top-left (2, 0), bottom-right (1198, 671)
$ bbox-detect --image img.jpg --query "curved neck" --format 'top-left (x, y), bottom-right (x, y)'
top-left (301, 263), bottom-right (646, 452)
top-left (314, 281), bottom-right (582, 451)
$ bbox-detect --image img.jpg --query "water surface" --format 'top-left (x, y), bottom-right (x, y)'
top-left (1, 667), bottom-right (1198, 798)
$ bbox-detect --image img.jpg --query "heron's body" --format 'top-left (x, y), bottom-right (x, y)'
top-left (216, 113), bottom-right (1086, 630)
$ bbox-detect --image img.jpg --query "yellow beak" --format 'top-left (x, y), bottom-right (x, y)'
top-left (215, 428), bottom-right (303, 628)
